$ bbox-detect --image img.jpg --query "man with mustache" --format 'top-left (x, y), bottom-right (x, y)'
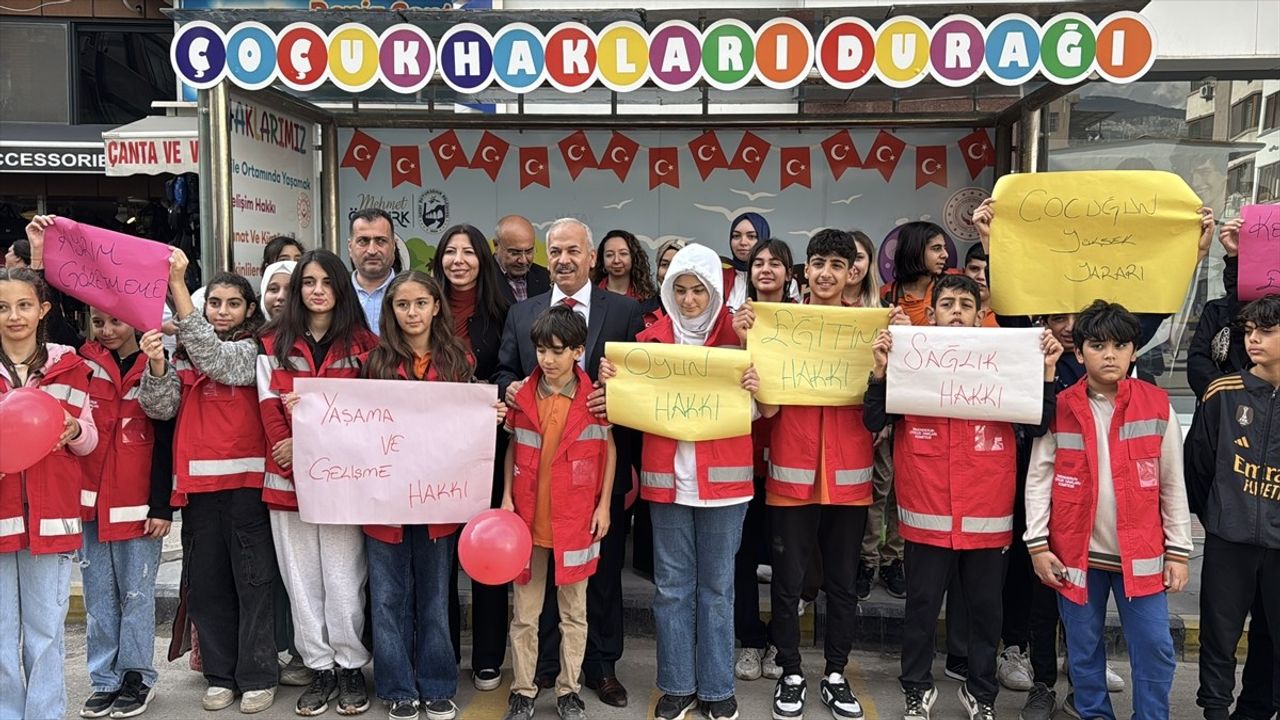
top-left (495, 215), bottom-right (552, 302)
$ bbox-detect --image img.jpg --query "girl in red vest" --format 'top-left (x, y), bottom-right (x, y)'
top-left (76, 308), bottom-right (174, 719)
top-left (600, 243), bottom-right (764, 720)
top-left (880, 221), bottom-right (953, 327)
top-left (138, 250), bottom-right (279, 714)
top-left (0, 252), bottom-right (99, 720)
top-left (362, 271), bottom-right (505, 720)
top-left (257, 249), bottom-right (378, 716)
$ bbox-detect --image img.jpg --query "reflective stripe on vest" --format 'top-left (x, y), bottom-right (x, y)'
top-left (122, 386), bottom-right (141, 401)
top-left (770, 464), bottom-right (814, 485)
top-left (41, 517), bottom-right (82, 536)
top-left (1131, 555), bottom-right (1164, 576)
top-left (1055, 432), bottom-right (1085, 450)
top-left (85, 361), bottom-right (111, 382)
top-left (709, 465), bottom-right (752, 483)
top-left (1119, 419), bottom-right (1167, 441)
top-left (267, 356), bottom-right (311, 372)
top-left (576, 425), bottom-right (608, 442)
top-left (835, 467), bottom-right (872, 486)
top-left (641, 471), bottom-right (675, 489)
top-left (961, 515), bottom-right (1014, 534)
top-left (44, 383), bottom-right (88, 409)
top-left (81, 489), bottom-right (98, 507)
top-left (563, 541), bottom-right (601, 568)
top-left (189, 457), bottom-right (266, 476)
top-left (1064, 566), bottom-right (1088, 586)
top-left (330, 356), bottom-right (361, 370)
top-left (264, 472), bottom-right (295, 492)
top-left (512, 427), bottom-right (541, 449)
top-left (900, 508), bottom-right (952, 532)
top-left (0, 516), bottom-right (25, 536)
top-left (108, 505), bottom-right (150, 524)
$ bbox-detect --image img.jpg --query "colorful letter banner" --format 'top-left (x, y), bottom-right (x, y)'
top-left (989, 170), bottom-right (1203, 316)
top-left (747, 303), bottom-right (889, 406)
top-left (42, 219), bottom-right (171, 332)
top-left (603, 342), bottom-right (752, 442)
top-left (291, 378), bottom-right (496, 524)
top-left (886, 326), bottom-right (1044, 424)
top-left (1239, 204), bottom-right (1280, 302)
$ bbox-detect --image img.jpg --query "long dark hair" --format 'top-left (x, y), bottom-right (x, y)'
top-left (893, 221), bottom-right (948, 285)
top-left (591, 229), bottom-right (656, 300)
top-left (746, 238), bottom-right (793, 302)
top-left (364, 272), bottom-right (474, 382)
top-left (261, 235), bottom-right (305, 271)
top-left (175, 272), bottom-right (261, 362)
top-left (0, 267), bottom-right (51, 384)
top-left (432, 224), bottom-right (510, 330)
top-left (266, 249), bottom-right (370, 368)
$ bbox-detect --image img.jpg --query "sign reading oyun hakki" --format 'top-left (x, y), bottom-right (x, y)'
top-left (170, 12), bottom-right (1156, 95)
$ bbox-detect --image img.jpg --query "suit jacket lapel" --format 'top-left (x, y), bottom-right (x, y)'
top-left (586, 288), bottom-right (609, 362)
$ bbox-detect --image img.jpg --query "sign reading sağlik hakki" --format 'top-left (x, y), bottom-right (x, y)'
top-left (171, 12), bottom-right (1156, 95)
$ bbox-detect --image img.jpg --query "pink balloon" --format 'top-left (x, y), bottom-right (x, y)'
top-left (459, 509), bottom-right (533, 586)
top-left (0, 387), bottom-right (65, 474)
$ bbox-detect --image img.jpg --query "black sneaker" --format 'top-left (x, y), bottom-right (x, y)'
top-left (473, 668), bottom-right (503, 691)
top-left (904, 687), bottom-right (938, 720)
top-left (422, 699), bottom-right (457, 720)
top-left (655, 693), bottom-right (698, 720)
top-left (701, 696), bottom-right (739, 720)
top-left (501, 693), bottom-right (536, 720)
top-left (388, 700), bottom-right (419, 720)
top-left (336, 668), bottom-right (369, 715)
top-left (108, 672), bottom-right (156, 718)
top-left (556, 692), bottom-right (587, 720)
top-left (881, 560), bottom-right (907, 599)
top-left (820, 673), bottom-right (864, 719)
top-left (80, 691), bottom-right (119, 718)
top-left (1061, 693), bottom-right (1082, 719)
top-left (772, 675), bottom-right (806, 720)
top-left (1019, 682), bottom-right (1056, 720)
top-left (297, 668), bottom-right (338, 716)
top-left (945, 655), bottom-right (969, 682)
top-left (855, 561), bottom-right (875, 600)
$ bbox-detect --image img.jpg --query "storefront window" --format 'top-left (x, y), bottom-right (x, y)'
top-left (0, 22), bottom-right (70, 123)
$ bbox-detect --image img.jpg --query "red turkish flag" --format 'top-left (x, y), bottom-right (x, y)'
top-left (864, 130), bottom-right (907, 182)
top-left (558, 131), bottom-right (597, 181)
top-left (428, 130), bottom-right (467, 180)
top-left (688, 131), bottom-right (728, 181)
top-left (780, 147), bottom-right (811, 190)
top-left (340, 130), bottom-right (380, 180)
top-left (597, 132), bottom-right (639, 183)
top-left (470, 131), bottom-right (510, 182)
top-left (728, 131), bottom-right (770, 183)
top-left (648, 147), bottom-right (679, 190)
top-left (915, 145), bottom-right (949, 189)
top-left (820, 130), bottom-right (861, 182)
top-left (390, 146), bottom-right (421, 188)
top-left (958, 129), bottom-right (995, 179)
top-left (519, 147), bottom-right (550, 190)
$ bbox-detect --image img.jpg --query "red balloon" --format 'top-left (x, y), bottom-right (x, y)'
top-left (459, 509), bottom-right (533, 586)
top-left (0, 387), bottom-right (66, 474)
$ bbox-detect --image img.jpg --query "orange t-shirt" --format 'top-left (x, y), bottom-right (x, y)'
top-left (412, 351), bottom-right (432, 379)
top-left (531, 379), bottom-right (575, 548)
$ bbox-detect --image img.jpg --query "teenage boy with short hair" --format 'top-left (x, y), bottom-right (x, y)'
top-left (864, 274), bottom-right (1062, 720)
top-left (1186, 294), bottom-right (1280, 720)
top-left (1025, 300), bottom-right (1192, 720)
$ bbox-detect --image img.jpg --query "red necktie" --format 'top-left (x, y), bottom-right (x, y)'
top-left (560, 298), bottom-right (580, 309)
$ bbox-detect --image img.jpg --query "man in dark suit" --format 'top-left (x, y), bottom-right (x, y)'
top-left (495, 217), bottom-right (643, 709)
top-left (495, 214), bottom-right (552, 302)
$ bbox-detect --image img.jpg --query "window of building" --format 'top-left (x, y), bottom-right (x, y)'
top-left (1230, 92), bottom-right (1262, 137)
top-left (1047, 111), bottom-right (1061, 133)
top-left (1264, 91), bottom-right (1280, 134)
top-left (1228, 161), bottom-right (1256, 200)
top-left (1187, 114), bottom-right (1214, 139)
top-left (76, 25), bottom-right (176, 125)
top-left (0, 22), bottom-right (71, 123)
top-left (1258, 161), bottom-right (1280, 204)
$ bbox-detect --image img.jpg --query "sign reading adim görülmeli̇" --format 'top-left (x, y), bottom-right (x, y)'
top-left (171, 12), bottom-right (1156, 95)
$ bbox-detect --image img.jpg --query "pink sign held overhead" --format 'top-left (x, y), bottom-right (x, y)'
top-left (1239, 205), bottom-right (1280, 301)
top-left (42, 219), bottom-right (171, 331)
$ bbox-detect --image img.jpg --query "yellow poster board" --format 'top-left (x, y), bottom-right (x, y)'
top-left (747, 303), bottom-right (889, 406)
top-left (604, 342), bottom-right (752, 441)
top-left (989, 170), bottom-right (1202, 315)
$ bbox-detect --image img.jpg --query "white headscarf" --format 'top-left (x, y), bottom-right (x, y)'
top-left (259, 260), bottom-right (297, 320)
top-left (659, 244), bottom-right (724, 346)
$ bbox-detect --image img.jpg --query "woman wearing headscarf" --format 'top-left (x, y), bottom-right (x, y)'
top-left (723, 213), bottom-right (771, 312)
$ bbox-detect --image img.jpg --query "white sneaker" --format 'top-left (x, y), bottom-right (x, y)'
top-left (1105, 663), bottom-right (1125, 692)
top-left (757, 564), bottom-right (773, 583)
top-left (996, 645), bottom-right (1034, 691)
top-left (798, 599), bottom-right (811, 616)
top-left (902, 686), bottom-right (937, 720)
top-left (203, 687), bottom-right (235, 711)
top-left (239, 688), bottom-right (275, 714)
top-left (761, 646), bottom-right (783, 680)
top-left (735, 647), bottom-right (763, 681)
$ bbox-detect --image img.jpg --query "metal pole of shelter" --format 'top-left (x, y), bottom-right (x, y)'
top-left (198, 82), bottom-right (233, 281)
top-left (1018, 106), bottom-right (1042, 174)
top-left (321, 120), bottom-right (340, 254)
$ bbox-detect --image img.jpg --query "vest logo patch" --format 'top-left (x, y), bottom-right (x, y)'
top-left (909, 426), bottom-right (938, 442)
top-left (1054, 474), bottom-right (1081, 490)
top-left (1136, 458), bottom-right (1159, 489)
top-left (1237, 405), bottom-right (1254, 427)
top-left (973, 424), bottom-right (1006, 453)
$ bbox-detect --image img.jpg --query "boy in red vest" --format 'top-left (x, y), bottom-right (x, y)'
top-left (1025, 300), bottom-right (1191, 720)
top-left (501, 305), bottom-right (615, 720)
top-left (863, 274), bottom-right (1062, 720)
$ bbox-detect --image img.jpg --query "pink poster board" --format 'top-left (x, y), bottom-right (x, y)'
top-left (42, 219), bottom-right (171, 331)
top-left (1239, 205), bottom-right (1280, 301)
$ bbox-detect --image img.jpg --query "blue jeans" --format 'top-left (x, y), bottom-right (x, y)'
top-left (0, 549), bottom-right (73, 720)
top-left (80, 522), bottom-right (162, 692)
top-left (651, 501), bottom-right (748, 702)
top-left (368, 528), bottom-right (458, 703)
top-left (1058, 568), bottom-right (1175, 720)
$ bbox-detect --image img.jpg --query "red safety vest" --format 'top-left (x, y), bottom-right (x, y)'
top-left (258, 330), bottom-right (377, 510)
top-left (171, 354), bottom-right (267, 507)
top-left (893, 415), bottom-right (1017, 549)
top-left (79, 342), bottom-right (155, 541)
top-left (1048, 379), bottom-right (1172, 605)
top-left (768, 405), bottom-right (874, 505)
top-left (0, 351), bottom-right (92, 554)
top-left (508, 366), bottom-right (610, 586)
top-left (635, 309), bottom-right (753, 503)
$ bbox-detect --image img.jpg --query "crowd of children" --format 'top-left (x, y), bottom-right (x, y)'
top-left (0, 196), bottom-right (1276, 720)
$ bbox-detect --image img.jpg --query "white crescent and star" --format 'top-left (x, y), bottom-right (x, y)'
top-left (610, 146), bottom-right (628, 164)
top-left (967, 143), bottom-right (987, 161)
top-left (395, 157), bottom-right (414, 174)
top-left (742, 147), bottom-right (761, 165)
top-left (830, 144), bottom-right (848, 162)
top-left (481, 146), bottom-right (500, 163)
top-left (876, 146), bottom-right (894, 163)
top-left (438, 145), bottom-right (456, 161)
top-left (353, 145), bottom-right (371, 162)
top-left (568, 145), bottom-right (585, 162)
top-left (922, 158), bottom-right (941, 175)
top-left (785, 159), bottom-right (805, 177)
top-left (524, 159), bottom-right (543, 175)
top-left (654, 159), bottom-right (673, 177)
top-left (697, 145), bottom-right (715, 162)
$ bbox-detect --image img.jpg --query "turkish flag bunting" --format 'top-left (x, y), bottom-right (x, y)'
top-left (820, 130), bottom-right (861, 182)
top-left (958, 129), bottom-right (995, 179)
top-left (558, 130), bottom-right (597, 181)
top-left (688, 131), bottom-right (729, 181)
top-left (864, 130), bottom-right (907, 182)
top-left (390, 146), bottom-right (421, 188)
top-left (649, 147), bottom-right (679, 190)
top-left (780, 147), bottom-right (812, 190)
top-left (597, 132), bottom-right (639, 183)
top-left (915, 145), bottom-right (948, 190)
top-left (470, 131), bottom-right (510, 182)
top-left (728, 131), bottom-right (770, 183)
top-left (428, 130), bottom-right (467, 180)
top-left (340, 130), bottom-right (380, 180)
top-left (519, 147), bottom-right (550, 190)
